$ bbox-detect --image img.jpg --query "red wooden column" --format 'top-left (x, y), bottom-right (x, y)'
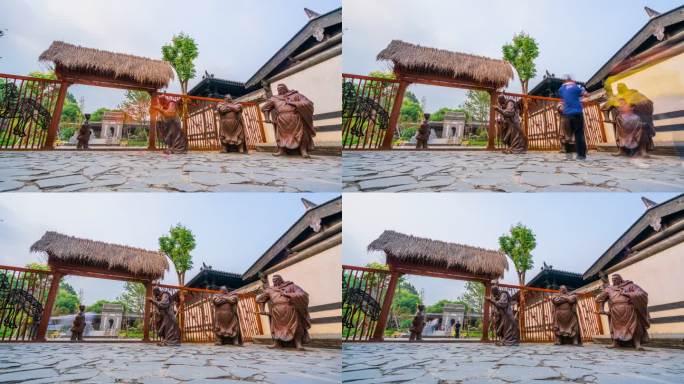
top-left (487, 90), bottom-right (497, 150)
top-left (148, 93), bottom-right (158, 150)
top-left (36, 271), bottom-right (63, 341)
top-left (43, 81), bottom-right (70, 150)
top-left (143, 282), bottom-right (153, 342)
top-left (371, 270), bottom-right (401, 341)
top-left (381, 80), bottom-right (410, 150)
top-left (481, 281), bottom-right (492, 342)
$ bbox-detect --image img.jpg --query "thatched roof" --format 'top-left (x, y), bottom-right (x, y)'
top-left (39, 41), bottom-right (174, 88)
top-left (377, 40), bottom-right (514, 89)
top-left (30, 231), bottom-right (168, 279)
top-left (367, 230), bottom-right (508, 278)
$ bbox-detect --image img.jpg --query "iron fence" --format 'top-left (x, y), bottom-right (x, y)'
top-left (342, 265), bottom-right (392, 341)
top-left (0, 265), bottom-right (54, 341)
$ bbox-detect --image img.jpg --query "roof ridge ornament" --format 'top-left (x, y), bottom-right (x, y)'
top-left (301, 198), bottom-right (318, 210)
top-left (304, 8), bottom-right (321, 20)
top-left (641, 196), bottom-right (658, 209)
top-left (644, 6), bottom-right (661, 19)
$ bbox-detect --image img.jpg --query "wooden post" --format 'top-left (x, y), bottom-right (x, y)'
top-left (371, 271), bottom-right (401, 341)
top-left (487, 90), bottom-right (497, 150)
top-left (481, 281), bottom-right (492, 342)
top-left (381, 80), bottom-right (409, 150)
top-left (148, 93), bottom-right (158, 150)
top-left (143, 282), bottom-right (152, 342)
top-left (36, 272), bottom-right (63, 341)
top-left (43, 82), bottom-right (70, 150)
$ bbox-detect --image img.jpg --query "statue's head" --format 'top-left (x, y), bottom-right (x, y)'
top-left (153, 286), bottom-right (162, 297)
top-left (272, 274), bottom-right (284, 287)
top-left (559, 285), bottom-right (568, 294)
top-left (219, 286), bottom-right (229, 293)
top-left (618, 98), bottom-right (632, 114)
top-left (616, 83), bottom-right (628, 94)
top-left (79, 304), bottom-right (86, 312)
top-left (84, 113), bottom-right (91, 121)
top-left (611, 274), bottom-right (623, 286)
top-left (276, 84), bottom-right (289, 95)
top-left (223, 94), bottom-right (233, 102)
top-left (497, 95), bottom-right (507, 105)
top-left (423, 113), bottom-right (431, 121)
top-left (491, 285), bottom-right (501, 297)
top-left (417, 304), bottom-right (425, 311)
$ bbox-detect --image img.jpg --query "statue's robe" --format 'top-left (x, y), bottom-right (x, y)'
top-left (409, 309), bottom-right (426, 341)
top-left (216, 102), bottom-right (247, 150)
top-left (596, 280), bottom-right (650, 345)
top-left (557, 103), bottom-right (575, 152)
top-left (551, 293), bottom-right (581, 343)
top-left (616, 112), bottom-right (647, 152)
top-left (76, 123), bottom-right (91, 149)
top-left (497, 100), bottom-right (527, 154)
top-left (158, 101), bottom-right (188, 154)
top-left (212, 292), bottom-right (241, 344)
top-left (492, 291), bottom-right (520, 345)
top-left (153, 291), bottom-right (181, 346)
top-left (71, 311), bottom-right (85, 341)
top-left (262, 90), bottom-right (315, 150)
top-left (256, 281), bottom-right (311, 345)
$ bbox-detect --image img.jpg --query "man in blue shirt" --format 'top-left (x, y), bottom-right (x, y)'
top-left (558, 76), bottom-right (588, 160)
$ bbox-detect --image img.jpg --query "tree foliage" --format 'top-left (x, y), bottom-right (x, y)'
top-left (90, 107), bottom-right (110, 122)
top-left (458, 282), bottom-right (484, 314)
top-left (502, 32), bottom-right (540, 95)
top-left (117, 282), bottom-right (146, 314)
top-left (162, 32), bottom-right (198, 95)
top-left (159, 223), bottom-right (196, 286)
top-left (498, 223), bottom-right (537, 285)
top-left (53, 281), bottom-right (79, 315)
top-left (425, 299), bottom-right (468, 314)
top-left (119, 91), bottom-right (150, 123)
top-left (460, 90), bottom-right (490, 123)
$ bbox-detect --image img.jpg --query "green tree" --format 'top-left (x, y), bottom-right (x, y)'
top-left (392, 285), bottom-right (421, 314)
top-left (117, 282), bottom-right (146, 315)
top-left (460, 90), bottom-right (491, 123)
top-left (25, 262), bottom-right (49, 271)
top-left (498, 223), bottom-right (537, 285)
top-left (429, 107), bottom-right (466, 122)
top-left (425, 299), bottom-right (464, 313)
top-left (119, 90), bottom-right (151, 123)
top-left (367, 70), bottom-right (395, 80)
top-left (90, 107), bottom-right (110, 122)
top-left (400, 98), bottom-right (423, 122)
top-left (159, 223), bottom-right (196, 286)
top-left (502, 32), bottom-right (540, 95)
top-left (162, 32), bottom-right (199, 95)
top-left (53, 281), bottom-right (79, 315)
top-left (86, 299), bottom-right (116, 314)
top-left (458, 282), bottom-right (484, 314)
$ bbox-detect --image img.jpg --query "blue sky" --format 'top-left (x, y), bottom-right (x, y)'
top-left (343, 192), bottom-right (680, 305)
top-left (343, 0), bottom-right (683, 112)
top-left (0, 0), bottom-right (341, 111)
top-left (0, 193), bottom-right (339, 304)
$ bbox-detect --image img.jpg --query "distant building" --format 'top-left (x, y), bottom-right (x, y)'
top-left (529, 70), bottom-right (586, 98)
top-left (526, 262), bottom-right (584, 291)
top-left (185, 263), bottom-right (249, 291)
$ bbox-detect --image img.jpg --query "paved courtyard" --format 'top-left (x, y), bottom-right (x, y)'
top-left (342, 342), bottom-right (684, 383)
top-left (0, 151), bottom-right (341, 192)
top-left (0, 343), bottom-right (340, 383)
top-left (343, 151), bottom-right (684, 192)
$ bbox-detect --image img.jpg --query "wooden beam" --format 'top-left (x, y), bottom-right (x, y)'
top-left (148, 93), bottom-right (158, 150)
top-left (43, 81), bottom-right (70, 150)
top-left (482, 281), bottom-right (492, 342)
top-left (371, 271), bottom-right (401, 341)
top-left (55, 66), bottom-right (159, 92)
top-left (488, 90), bottom-right (497, 150)
top-left (381, 80), bottom-right (409, 149)
top-left (143, 282), bottom-right (152, 342)
top-left (36, 272), bottom-right (63, 341)
top-left (47, 259), bottom-right (156, 283)
top-left (387, 258), bottom-right (494, 283)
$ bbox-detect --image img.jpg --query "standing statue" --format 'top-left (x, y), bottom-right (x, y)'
top-left (70, 305), bottom-right (86, 341)
top-left (152, 95), bottom-right (188, 154)
top-left (76, 114), bottom-right (91, 149)
top-left (255, 274), bottom-right (311, 350)
top-left (495, 95), bottom-right (527, 154)
top-left (216, 95), bottom-right (249, 154)
top-left (261, 84), bottom-right (315, 158)
top-left (485, 285), bottom-right (520, 346)
top-left (551, 285), bottom-right (581, 345)
top-left (415, 113), bottom-right (430, 149)
top-left (604, 83), bottom-right (655, 157)
top-left (212, 286), bottom-right (242, 346)
top-left (409, 304), bottom-right (426, 341)
top-left (595, 274), bottom-right (650, 350)
top-left (148, 286), bottom-right (181, 346)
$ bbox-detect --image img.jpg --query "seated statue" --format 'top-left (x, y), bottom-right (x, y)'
top-left (261, 84), bottom-right (315, 158)
top-left (256, 274), bottom-right (311, 350)
top-left (149, 286), bottom-right (181, 346)
top-left (409, 304), bottom-right (426, 341)
top-left (551, 285), bottom-right (581, 345)
top-left (212, 286), bottom-right (242, 346)
top-left (486, 285), bottom-right (520, 346)
top-left (216, 95), bottom-right (249, 154)
top-left (70, 305), bottom-right (86, 341)
top-left (152, 96), bottom-right (188, 154)
top-left (76, 114), bottom-right (91, 150)
top-left (596, 274), bottom-right (650, 350)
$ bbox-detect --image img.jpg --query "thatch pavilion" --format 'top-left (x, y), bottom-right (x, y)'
top-left (30, 231), bottom-right (168, 342)
top-left (375, 40), bottom-right (514, 149)
top-left (366, 230), bottom-right (508, 341)
top-left (37, 41), bottom-right (175, 149)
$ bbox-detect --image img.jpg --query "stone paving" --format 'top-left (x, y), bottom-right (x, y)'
top-left (0, 343), bottom-right (341, 383)
top-left (0, 151), bottom-right (341, 192)
top-left (343, 151), bottom-right (684, 192)
top-left (342, 342), bottom-right (684, 383)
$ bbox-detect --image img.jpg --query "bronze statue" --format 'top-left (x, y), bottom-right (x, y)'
top-left (76, 114), bottom-right (91, 149)
top-left (409, 304), bottom-right (426, 341)
top-left (216, 95), bottom-right (249, 154)
top-left (255, 274), bottom-right (311, 350)
top-left (486, 285), bottom-right (520, 346)
top-left (261, 84), bottom-right (315, 158)
top-left (415, 113), bottom-right (430, 149)
top-left (604, 83), bottom-right (655, 157)
top-left (212, 286), bottom-right (242, 346)
top-left (152, 95), bottom-right (188, 154)
top-left (596, 274), bottom-right (650, 350)
top-left (551, 285), bottom-right (581, 345)
top-left (70, 304), bottom-right (86, 341)
top-left (148, 286), bottom-right (181, 346)
top-left (495, 96), bottom-right (527, 154)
